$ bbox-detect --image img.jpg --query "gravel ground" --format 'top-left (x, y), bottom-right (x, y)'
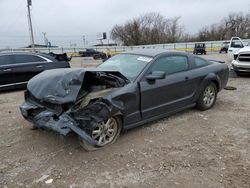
top-left (0, 53), bottom-right (249, 188)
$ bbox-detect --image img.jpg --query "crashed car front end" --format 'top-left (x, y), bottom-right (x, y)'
top-left (20, 68), bottom-right (129, 146)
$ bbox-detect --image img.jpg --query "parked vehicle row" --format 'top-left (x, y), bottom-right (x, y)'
top-left (193, 42), bottom-right (230, 55)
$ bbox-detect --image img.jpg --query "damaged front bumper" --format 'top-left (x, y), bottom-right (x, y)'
top-left (20, 101), bottom-right (97, 146)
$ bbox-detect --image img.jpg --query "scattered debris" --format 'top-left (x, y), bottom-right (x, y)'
top-left (35, 175), bottom-right (49, 183)
top-left (224, 86), bottom-right (237, 90)
top-left (45, 178), bottom-right (53, 184)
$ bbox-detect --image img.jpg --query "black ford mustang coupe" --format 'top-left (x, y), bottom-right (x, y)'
top-left (20, 50), bottom-right (229, 151)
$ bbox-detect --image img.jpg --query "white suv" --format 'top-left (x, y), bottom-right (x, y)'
top-left (228, 37), bottom-right (250, 75)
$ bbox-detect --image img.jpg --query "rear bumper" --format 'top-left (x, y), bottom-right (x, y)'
top-left (20, 101), bottom-right (97, 146)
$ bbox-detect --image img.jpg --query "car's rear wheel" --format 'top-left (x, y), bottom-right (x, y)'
top-left (79, 116), bottom-right (122, 151)
top-left (197, 83), bottom-right (217, 111)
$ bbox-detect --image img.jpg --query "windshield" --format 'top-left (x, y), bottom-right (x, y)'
top-left (98, 54), bottom-right (152, 81)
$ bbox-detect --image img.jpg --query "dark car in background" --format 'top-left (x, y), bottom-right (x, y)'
top-left (219, 42), bottom-right (229, 53)
top-left (0, 52), bottom-right (70, 91)
top-left (20, 50), bottom-right (229, 151)
top-left (193, 43), bottom-right (207, 55)
top-left (79, 49), bottom-right (107, 60)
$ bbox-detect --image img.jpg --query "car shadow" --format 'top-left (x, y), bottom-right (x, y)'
top-left (229, 69), bottom-right (250, 78)
top-left (0, 87), bottom-right (26, 94)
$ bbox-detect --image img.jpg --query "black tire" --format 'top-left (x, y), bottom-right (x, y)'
top-left (93, 55), bottom-right (100, 60)
top-left (101, 53), bottom-right (107, 59)
top-left (197, 82), bottom-right (217, 111)
top-left (79, 116), bottom-right (122, 151)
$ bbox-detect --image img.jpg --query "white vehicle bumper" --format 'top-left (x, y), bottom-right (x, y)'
top-left (232, 60), bottom-right (250, 72)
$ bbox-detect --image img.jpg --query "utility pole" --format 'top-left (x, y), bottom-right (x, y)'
top-left (42, 32), bottom-right (48, 46)
top-left (27, 0), bottom-right (35, 52)
top-left (82, 35), bottom-right (86, 48)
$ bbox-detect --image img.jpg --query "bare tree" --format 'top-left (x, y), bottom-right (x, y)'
top-left (197, 12), bottom-right (250, 41)
top-left (111, 11), bottom-right (250, 45)
top-left (111, 13), bottom-right (185, 45)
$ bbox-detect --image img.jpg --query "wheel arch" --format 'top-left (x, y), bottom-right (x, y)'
top-left (194, 73), bottom-right (221, 102)
top-left (210, 79), bottom-right (219, 92)
top-left (112, 113), bottom-right (124, 131)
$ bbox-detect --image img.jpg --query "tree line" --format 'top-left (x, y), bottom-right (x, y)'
top-left (111, 12), bottom-right (250, 45)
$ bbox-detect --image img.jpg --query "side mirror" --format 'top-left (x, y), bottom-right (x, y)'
top-left (146, 71), bottom-right (166, 81)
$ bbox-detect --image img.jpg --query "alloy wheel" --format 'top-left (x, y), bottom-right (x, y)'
top-left (203, 85), bottom-right (216, 107)
top-left (91, 117), bottom-right (118, 146)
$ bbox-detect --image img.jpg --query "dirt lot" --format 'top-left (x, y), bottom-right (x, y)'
top-left (0, 53), bottom-right (249, 188)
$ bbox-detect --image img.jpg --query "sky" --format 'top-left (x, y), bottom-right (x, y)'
top-left (0, 0), bottom-right (249, 48)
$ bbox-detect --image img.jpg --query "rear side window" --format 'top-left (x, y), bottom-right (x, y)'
top-left (194, 57), bottom-right (209, 67)
top-left (0, 55), bottom-right (11, 65)
top-left (14, 55), bottom-right (44, 64)
top-left (151, 56), bottom-right (188, 75)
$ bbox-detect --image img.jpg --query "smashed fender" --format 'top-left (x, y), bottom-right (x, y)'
top-left (21, 68), bottom-right (130, 145)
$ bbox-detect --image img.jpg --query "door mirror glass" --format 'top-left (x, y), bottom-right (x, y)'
top-left (146, 71), bottom-right (166, 81)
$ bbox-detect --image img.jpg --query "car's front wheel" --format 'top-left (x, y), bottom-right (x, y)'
top-left (197, 83), bottom-right (217, 111)
top-left (79, 116), bottom-right (122, 151)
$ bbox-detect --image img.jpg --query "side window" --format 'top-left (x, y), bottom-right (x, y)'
top-left (194, 57), bottom-right (209, 68)
top-left (0, 55), bottom-right (11, 66)
top-left (151, 56), bottom-right (188, 75)
top-left (14, 55), bottom-right (44, 64)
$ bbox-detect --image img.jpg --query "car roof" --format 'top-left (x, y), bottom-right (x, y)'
top-left (122, 49), bottom-right (188, 57)
top-left (0, 51), bottom-right (40, 56)
top-left (0, 51), bottom-right (57, 61)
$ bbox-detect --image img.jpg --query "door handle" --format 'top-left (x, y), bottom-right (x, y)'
top-left (3, 69), bottom-right (12, 72)
top-left (36, 65), bottom-right (43, 68)
top-left (185, 77), bottom-right (189, 80)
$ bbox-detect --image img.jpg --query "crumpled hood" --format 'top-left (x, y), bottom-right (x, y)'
top-left (27, 68), bottom-right (128, 104)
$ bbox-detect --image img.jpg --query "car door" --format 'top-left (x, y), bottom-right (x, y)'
top-left (139, 55), bottom-right (196, 119)
top-left (12, 54), bottom-right (47, 84)
top-left (0, 54), bottom-right (14, 88)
